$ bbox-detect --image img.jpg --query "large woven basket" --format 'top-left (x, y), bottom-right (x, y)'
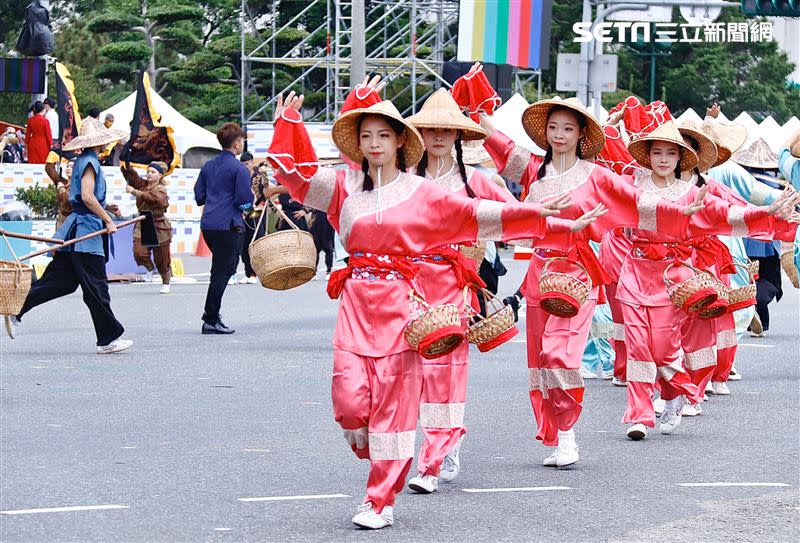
top-left (698, 277), bottom-right (730, 320)
top-left (0, 235), bottom-right (32, 316)
top-left (781, 250), bottom-right (798, 289)
top-left (248, 200), bottom-right (317, 290)
top-left (663, 261), bottom-right (718, 315)
top-left (404, 291), bottom-right (465, 359)
top-left (726, 261), bottom-right (758, 313)
top-left (464, 287), bottom-right (518, 352)
top-left (539, 257), bottom-right (592, 318)
top-left (459, 242), bottom-right (486, 271)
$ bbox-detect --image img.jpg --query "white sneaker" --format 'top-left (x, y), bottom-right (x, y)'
top-left (612, 377), bottom-right (628, 387)
top-left (626, 423), bottom-right (648, 441)
top-left (159, 284), bottom-right (170, 294)
top-left (556, 430), bottom-right (579, 467)
top-left (96, 339), bottom-right (133, 354)
top-left (439, 436), bottom-right (463, 482)
top-left (407, 473), bottom-right (438, 494)
top-left (653, 398), bottom-right (666, 415)
top-left (705, 381), bottom-right (714, 393)
top-left (542, 448), bottom-right (559, 467)
top-left (144, 269), bottom-right (154, 282)
top-left (711, 382), bottom-right (731, 396)
top-left (580, 366), bottom-right (599, 379)
top-left (352, 504), bottom-right (393, 530)
top-left (728, 367), bottom-right (742, 381)
top-left (749, 330), bottom-right (767, 338)
top-left (246, 276), bottom-right (258, 284)
top-left (4, 315), bottom-right (19, 339)
top-left (660, 397), bottom-right (685, 435)
top-left (601, 369), bottom-right (614, 380)
top-left (682, 403), bottom-right (702, 416)
top-left (227, 277), bottom-right (237, 285)
top-left (325, 272), bottom-right (332, 281)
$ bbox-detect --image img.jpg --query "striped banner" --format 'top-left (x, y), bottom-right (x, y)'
top-left (457, 0), bottom-right (552, 70)
top-left (0, 57), bottom-right (46, 93)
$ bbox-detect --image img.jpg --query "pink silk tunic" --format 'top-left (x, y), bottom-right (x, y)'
top-left (268, 111), bottom-right (570, 356)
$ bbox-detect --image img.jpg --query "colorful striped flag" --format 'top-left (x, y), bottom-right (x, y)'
top-left (457, 0), bottom-right (552, 70)
top-left (0, 57), bottom-right (46, 93)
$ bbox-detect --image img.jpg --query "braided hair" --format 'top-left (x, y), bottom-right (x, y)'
top-left (357, 114), bottom-right (409, 191)
top-left (416, 134), bottom-right (476, 198)
top-left (683, 134), bottom-right (706, 187)
top-left (536, 105), bottom-right (587, 180)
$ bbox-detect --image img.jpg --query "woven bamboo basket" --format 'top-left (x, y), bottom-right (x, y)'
top-left (539, 257), bottom-right (592, 318)
top-left (248, 200), bottom-right (317, 290)
top-left (404, 291), bottom-right (465, 359)
top-left (780, 250), bottom-right (798, 289)
top-left (0, 234), bottom-right (32, 316)
top-left (726, 261), bottom-right (758, 313)
top-left (459, 242), bottom-right (486, 271)
top-left (698, 277), bottom-right (730, 320)
top-left (464, 287), bottom-right (518, 352)
top-left (663, 261), bottom-right (718, 315)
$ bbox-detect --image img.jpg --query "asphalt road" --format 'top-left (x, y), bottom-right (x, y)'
top-left (1, 255), bottom-right (798, 542)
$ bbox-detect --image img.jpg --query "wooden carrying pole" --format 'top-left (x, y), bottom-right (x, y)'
top-left (0, 229), bottom-right (64, 244)
top-left (17, 216), bottom-right (145, 261)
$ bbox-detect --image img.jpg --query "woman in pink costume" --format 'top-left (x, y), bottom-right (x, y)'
top-left (265, 81), bottom-right (601, 530)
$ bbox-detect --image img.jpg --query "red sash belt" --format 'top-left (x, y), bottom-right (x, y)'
top-left (326, 254), bottom-right (420, 299)
top-left (632, 240), bottom-right (693, 262)
top-left (688, 236), bottom-right (735, 274)
top-left (424, 246), bottom-right (487, 290)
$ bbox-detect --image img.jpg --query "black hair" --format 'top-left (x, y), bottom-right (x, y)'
top-left (33, 101), bottom-right (45, 114)
top-left (536, 105), bottom-right (586, 180)
top-left (240, 151), bottom-right (254, 162)
top-left (415, 134), bottom-right (476, 198)
top-left (88, 107), bottom-right (101, 119)
top-left (44, 97), bottom-right (56, 107)
top-left (683, 134), bottom-right (706, 187)
top-left (357, 114), bottom-right (409, 191)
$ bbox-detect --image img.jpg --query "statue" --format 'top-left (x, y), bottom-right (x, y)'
top-left (15, 0), bottom-right (55, 57)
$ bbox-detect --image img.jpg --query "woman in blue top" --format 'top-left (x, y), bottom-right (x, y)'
top-left (4, 118), bottom-right (133, 354)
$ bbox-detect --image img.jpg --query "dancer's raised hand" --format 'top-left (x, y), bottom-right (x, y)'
top-left (684, 185), bottom-right (707, 216)
top-left (274, 91), bottom-right (305, 122)
top-left (570, 203), bottom-right (608, 232)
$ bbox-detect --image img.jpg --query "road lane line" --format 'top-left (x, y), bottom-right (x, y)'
top-left (238, 494), bottom-right (351, 502)
top-left (1, 505), bottom-right (129, 515)
top-left (737, 343), bottom-right (775, 348)
top-left (462, 486), bottom-right (573, 493)
top-left (677, 482), bottom-right (791, 487)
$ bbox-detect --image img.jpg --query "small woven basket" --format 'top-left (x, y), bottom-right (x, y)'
top-left (663, 261), bottom-right (718, 315)
top-left (459, 242), bottom-right (486, 271)
top-left (404, 291), bottom-right (465, 359)
top-left (464, 287), bottom-right (519, 352)
top-left (539, 257), bottom-right (592, 318)
top-left (248, 200), bottom-right (317, 290)
top-left (780, 250), bottom-right (798, 289)
top-left (0, 234), bottom-right (32, 316)
top-left (726, 261), bottom-right (758, 313)
top-left (698, 277), bottom-right (730, 320)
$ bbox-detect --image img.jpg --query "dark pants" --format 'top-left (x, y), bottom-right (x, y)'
top-left (753, 254), bottom-right (782, 331)
top-left (240, 215), bottom-right (266, 278)
top-left (309, 212), bottom-right (335, 274)
top-left (477, 252), bottom-right (507, 316)
top-left (202, 228), bottom-right (243, 325)
top-left (17, 251), bottom-right (124, 346)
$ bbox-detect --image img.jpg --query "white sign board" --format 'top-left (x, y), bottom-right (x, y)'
top-left (608, 5), bottom-right (672, 22)
top-left (556, 53), bottom-right (618, 93)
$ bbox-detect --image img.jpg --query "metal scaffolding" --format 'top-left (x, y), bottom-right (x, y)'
top-left (240, 0), bottom-right (541, 125)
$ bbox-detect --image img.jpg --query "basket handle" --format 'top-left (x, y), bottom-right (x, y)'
top-left (541, 256), bottom-right (593, 291)
top-left (267, 198), bottom-right (303, 232)
top-left (663, 260), bottom-right (713, 287)
top-left (409, 289), bottom-right (431, 311)
top-left (249, 198), bottom-right (272, 248)
top-left (1, 232), bottom-right (23, 268)
top-left (462, 286), bottom-right (504, 318)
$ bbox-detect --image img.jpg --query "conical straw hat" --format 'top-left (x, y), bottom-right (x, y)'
top-left (521, 96), bottom-right (605, 158)
top-left (627, 120), bottom-right (699, 172)
top-left (406, 88), bottom-right (487, 141)
top-left (678, 120), bottom-right (720, 172)
top-left (332, 100), bottom-right (425, 166)
top-left (731, 137), bottom-right (778, 169)
top-left (700, 119), bottom-right (748, 156)
top-left (62, 117), bottom-right (126, 152)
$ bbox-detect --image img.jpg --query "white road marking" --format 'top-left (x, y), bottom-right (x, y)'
top-left (677, 482), bottom-right (791, 487)
top-left (213, 528), bottom-right (232, 531)
top-left (238, 494), bottom-right (350, 502)
top-left (462, 486), bottom-right (573, 493)
top-left (241, 448), bottom-right (272, 453)
top-left (737, 343), bottom-right (775, 348)
top-left (1, 504), bottom-right (129, 515)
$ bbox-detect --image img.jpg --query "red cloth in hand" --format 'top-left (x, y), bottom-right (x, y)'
top-left (267, 108), bottom-right (318, 179)
top-left (451, 70), bottom-right (501, 122)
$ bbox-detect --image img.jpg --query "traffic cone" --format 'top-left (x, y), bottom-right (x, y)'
top-left (194, 232), bottom-right (211, 257)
